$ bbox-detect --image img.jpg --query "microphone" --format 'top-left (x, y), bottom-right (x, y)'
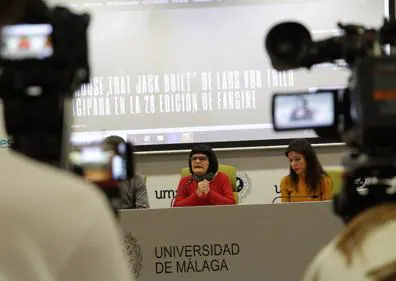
top-left (171, 176), bottom-right (194, 207)
top-left (271, 195), bottom-right (320, 204)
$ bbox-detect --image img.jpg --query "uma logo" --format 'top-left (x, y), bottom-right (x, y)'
top-left (236, 171), bottom-right (250, 202)
top-left (123, 232), bottom-right (143, 279)
top-left (155, 189), bottom-right (176, 200)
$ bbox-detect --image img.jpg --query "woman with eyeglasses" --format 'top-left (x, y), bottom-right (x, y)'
top-left (173, 144), bottom-right (235, 207)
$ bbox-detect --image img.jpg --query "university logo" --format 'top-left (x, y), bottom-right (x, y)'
top-left (236, 171), bottom-right (250, 202)
top-left (123, 232), bottom-right (144, 279)
top-left (155, 189), bottom-right (176, 200)
top-left (354, 177), bottom-right (368, 194)
top-left (354, 177), bottom-right (366, 188)
top-left (0, 138), bottom-right (12, 148)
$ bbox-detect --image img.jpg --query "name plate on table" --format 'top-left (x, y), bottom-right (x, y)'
top-left (119, 202), bottom-right (343, 281)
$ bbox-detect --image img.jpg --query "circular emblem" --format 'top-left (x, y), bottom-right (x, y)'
top-left (123, 232), bottom-right (143, 279)
top-left (236, 171), bottom-right (250, 202)
top-left (353, 176), bottom-right (369, 195)
top-left (0, 138), bottom-right (12, 148)
top-left (354, 177), bottom-right (366, 188)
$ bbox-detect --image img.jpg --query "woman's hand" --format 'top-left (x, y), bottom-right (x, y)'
top-left (197, 180), bottom-right (210, 196)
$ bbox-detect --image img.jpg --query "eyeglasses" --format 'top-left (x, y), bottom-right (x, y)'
top-left (191, 156), bottom-right (208, 162)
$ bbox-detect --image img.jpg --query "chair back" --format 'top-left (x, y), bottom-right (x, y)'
top-left (326, 169), bottom-right (343, 196)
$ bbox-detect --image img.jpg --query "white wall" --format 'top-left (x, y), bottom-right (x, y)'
top-left (136, 145), bottom-right (345, 208)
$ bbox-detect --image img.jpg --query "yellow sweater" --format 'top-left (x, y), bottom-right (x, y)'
top-left (280, 175), bottom-right (333, 202)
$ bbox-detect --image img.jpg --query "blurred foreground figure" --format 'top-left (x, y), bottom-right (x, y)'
top-left (0, 0), bottom-right (27, 25)
top-left (0, 152), bottom-right (132, 281)
top-left (302, 204), bottom-right (396, 281)
top-left (0, 1), bottom-right (132, 280)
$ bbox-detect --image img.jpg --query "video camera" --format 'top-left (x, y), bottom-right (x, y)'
top-left (69, 140), bottom-right (135, 213)
top-left (265, 18), bottom-right (396, 223)
top-left (0, 0), bottom-right (135, 215)
top-left (70, 142), bottom-right (134, 185)
top-left (0, 0), bottom-right (90, 167)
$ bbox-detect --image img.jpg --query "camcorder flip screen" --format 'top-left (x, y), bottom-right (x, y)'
top-left (0, 24), bottom-right (54, 60)
top-left (272, 91), bottom-right (337, 131)
top-left (69, 143), bottom-right (128, 183)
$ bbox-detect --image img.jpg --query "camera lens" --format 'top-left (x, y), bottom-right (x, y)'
top-left (265, 22), bottom-right (312, 65)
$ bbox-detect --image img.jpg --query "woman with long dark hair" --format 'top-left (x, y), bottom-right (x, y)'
top-left (280, 138), bottom-right (333, 202)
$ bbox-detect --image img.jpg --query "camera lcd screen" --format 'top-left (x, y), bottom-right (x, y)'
top-left (0, 24), bottom-right (54, 60)
top-left (272, 92), bottom-right (335, 131)
top-left (69, 144), bottom-right (128, 182)
top-left (111, 143), bottom-right (128, 181)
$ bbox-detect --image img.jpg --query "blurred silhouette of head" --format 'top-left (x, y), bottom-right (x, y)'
top-left (103, 135), bottom-right (125, 151)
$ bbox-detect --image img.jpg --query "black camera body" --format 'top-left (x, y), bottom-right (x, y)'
top-left (0, 0), bottom-right (135, 215)
top-left (349, 56), bottom-right (396, 149)
top-left (69, 141), bottom-right (135, 185)
top-left (265, 19), bottom-right (396, 223)
top-left (69, 140), bottom-right (135, 215)
top-left (0, 7), bottom-right (90, 98)
top-left (0, 3), bottom-right (90, 167)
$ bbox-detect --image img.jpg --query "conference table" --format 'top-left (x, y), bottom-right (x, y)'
top-left (120, 202), bottom-right (343, 281)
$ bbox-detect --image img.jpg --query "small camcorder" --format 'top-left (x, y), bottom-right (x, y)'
top-left (68, 140), bottom-right (135, 217)
top-left (0, 2), bottom-right (91, 167)
top-left (0, 1), bottom-right (132, 216)
top-left (0, 6), bottom-right (90, 99)
top-left (69, 142), bottom-right (134, 186)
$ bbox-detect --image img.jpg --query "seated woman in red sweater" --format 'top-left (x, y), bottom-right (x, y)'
top-left (173, 144), bottom-right (236, 207)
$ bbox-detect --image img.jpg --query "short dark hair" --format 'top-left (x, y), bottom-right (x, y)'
top-left (103, 135), bottom-right (125, 148)
top-left (188, 143), bottom-right (218, 175)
